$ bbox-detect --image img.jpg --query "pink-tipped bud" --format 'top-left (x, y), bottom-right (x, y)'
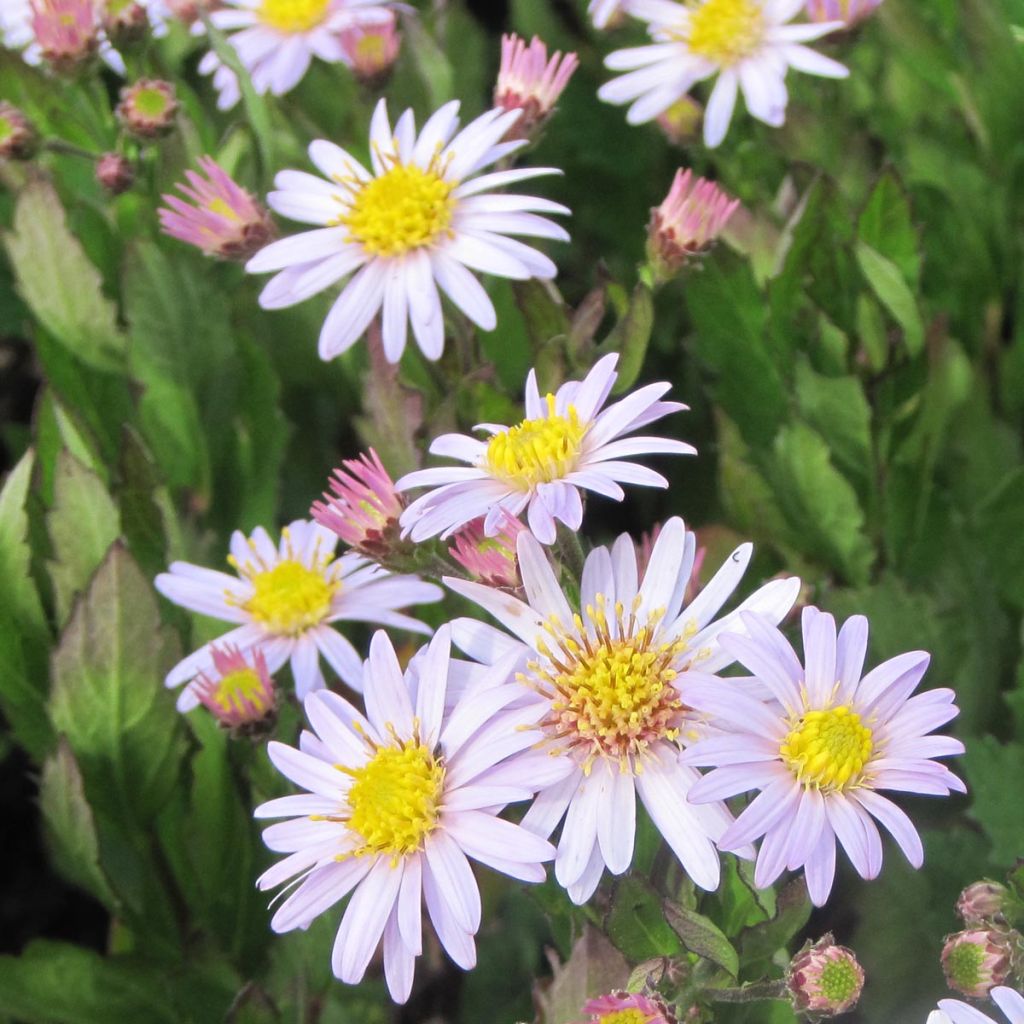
top-left (494, 34), bottom-right (578, 140)
top-left (588, 0), bottom-right (632, 29)
top-left (311, 449), bottom-right (406, 559)
top-left (648, 169), bottom-right (739, 279)
top-left (193, 645), bottom-right (277, 733)
top-left (449, 515), bottom-right (525, 591)
top-left (100, 0), bottom-right (149, 44)
top-left (165, 0), bottom-right (219, 20)
top-left (117, 79), bottom-right (178, 139)
top-left (941, 928), bottom-right (1018, 999)
top-left (30, 0), bottom-right (99, 72)
top-left (788, 937), bottom-right (865, 1016)
top-left (805, 0), bottom-right (884, 26)
top-left (576, 992), bottom-right (676, 1024)
top-left (96, 152), bottom-right (135, 195)
top-left (159, 156), bottom-right (275, 260)
top-left (958, 882), bottom-right (1011, 927)
top-left (339, 13), bottom-right (400, 87)
top-left (656, 96), bottom-right (704, 146)
top-left (0, 104), bottom-right (38, 161)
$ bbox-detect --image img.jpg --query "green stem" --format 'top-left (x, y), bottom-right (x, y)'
top-left (701, 980), bottom-right (788, 1004)
top-left (42, 138), bottom-right (99, 160)
top-left (556, 524), bottom-right (586, 579)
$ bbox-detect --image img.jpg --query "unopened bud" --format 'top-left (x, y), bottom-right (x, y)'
top-left (449, 515), bottom-right (525, 590)
top-left (100, 0), bottom-right (149, 44)
top-left (588, 0), bottom-right (631, 30)
top-left (116, 79), bottom-right (178, 139)
top-left (958, 882), bottom-right (1011, 926)
top-left (193, 645), bottom-right (277, 735)
top-left (941, 928), bottom-right (1018, 999)
top-left (788, 936), bottom-right (865, 1017)
top-left (805, 0), bottom-right (884, 26)
top-left (165, 0), bottom-right (219, 19)
top-left (0, 104), bottom-right (38, 161)
top-left (339, 14), bottom-right (400, 87)
top-left (96, 152), bottom-right (135, 195)
top-left (494, 34), bottom-right (578, 141)
top-left (575, 992), bottom-right (676, 1024)
top-left (656, 96), bottom-right (703, 146)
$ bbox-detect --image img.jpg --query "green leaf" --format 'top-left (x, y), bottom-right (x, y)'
top-left (38, 738), bottom-right (118, 910)
top-left (858, 170), bottom-right (921, 287)
top-left (0, 449), bottom-right (53, 757)
top-left (603, 876), bottom-right (683, 961)
top-left (855, 242), bottom-right (925, 356)
top-left (739, 877), bottom-right (812, 966)
top-left (3, 176), bottom-right (125, 373)
top-left (770, 422), bottom-right (874, 585)
top-left (963, 737), bottom-right (1024, 868)
top-left (49, 543), bottom-right (185, 826)
top-left (46, 450), bottom-right (120, 627)
top-left (662, 900), bottom-right (739, 978)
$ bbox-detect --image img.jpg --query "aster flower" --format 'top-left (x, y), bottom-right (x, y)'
top-left (159, 156), bottom-right (275, 261)
top-left (942, 929), bottom-right (1018, 999)
top-left (193, 644), bottom-right (277, 730)
top-left (449, 514), bottom-right (526, 590)
top-left (494, 34), bottom-right (579, 139)
top-left (154, 518), bottom-right (442, 708)
top-left (311, 449), bottom-right (405, 559)
top-left (589, 0), bottom-right (635, 29)
top-left (256, 628), bottom-right (556, 1004)
top-left (338, 11), bottom-right (400, 84)
top-left (29, 0), bottom-right (99, 70)
top-left (575, 992), bottom-right (676, 1024)
top-left (245, 98), bottom-right (569, 363)
top-left (648, 168), bottom-right (739, 278)
top-left (932, 988), bottom-right (1024, 1024)
top-left (196, 0), bottom-right (401, 111)
top-left (682, 606), bottom-right (966, 906)
top-left (445, 519), bottom-right (802, 903)
top-left (396, 353), bottom-right (692, 545)
top-left (598, 0), bottom-right (849, 148)
top-left (806, 0), bottom-right (882, 25)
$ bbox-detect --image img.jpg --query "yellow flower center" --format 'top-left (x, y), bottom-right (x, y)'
top-left (343, 742), bottom-right (445, 859)
top-left (686, 0), bottom-right (764, 65)
top-left (485, 395), bottom-right (587, 491)
top-left (355, 32), bottom-right (387, 64)
top-left (210, 667), bottom-right (272, 716)
top-left (530, 597), bottom-right (686, 772)
top-left (780, 705), bottom-right (874, 791)
top-left (258, 0), bottom-right (331, 33)
top-left (600, 1012), bottom-right (652, 1024)
top-left (207, 196), bottom-right (239, 220)
top-left (342, 162), bottom-right (455, 258)
top-left (244, 559), bottom-right (336, 636)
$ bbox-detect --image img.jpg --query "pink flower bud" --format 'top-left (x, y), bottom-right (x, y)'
top-left (339, 13), bottom-right (400, 86)
top-left (958, 883), bottom-right (1011, 926)
top-left (576, 991), bottom-right (676, 1024)
top-left (805, 0), bottom-right (884, 26)
top-left (159, 156), bottom-right (275, 260)
top-left (96, 152), bottom-right (135, 195)
top-left (193, 645), bottom-right (277, 733)
top-left (116, 79), bottom-right (178, 139)
top-left (100, 0), bottom-right (149, 44)
top-left (0, 103), bottom-right (38, 161)
top-left (655, 96), bottom-right (704, 146)
top-left (494, 34), bottom-right (579, 140)
top-left (449, 515), bottom-right (525, 590)
top-left (941, 928), bottom-right (1017, 999)
top-left (30, 0), bottom-right (98, 71)
top-left (788, 937), bottom-right (865, 1016)
top-left (311, 449), bottom-right (405, 559)
top-left (165, 0), bottom-right (220, 20)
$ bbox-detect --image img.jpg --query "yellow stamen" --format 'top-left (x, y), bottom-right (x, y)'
top-left (343, 741), bottom-right (445, 859)
top-left (244, 560), bottom-right (336, 636)
top-left (258, 0), bottom-right (331, 33)
top-left (780, 705), bottom-right (874, 791)
top-left (685, 0), bottom-right (764, 65)
top-left (600, 1011), bottom-right (653, 1024)
top-left (486, 394), bottom-right (587, 490)
top-left (210, 667), bottom-right (272, 715)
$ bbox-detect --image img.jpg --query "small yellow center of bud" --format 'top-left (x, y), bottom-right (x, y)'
top-left (207, 196), bottom-right (239, 220)
top-left (818, 959), bottom-right (862, 1005)
top-left (780, 705), bottom-right (873, 791)
top-left (342, 162), bottom-right (455, 258)
top-left (686, 0), bottom-right (764, 65)
top-left (210, 667), bottom-right (270, 716)
top-left (486, 396), bottom-right (587, 490)
top-left (355, 32), bottom-right (387, 64)
top-left (600, 1011), bottom-right (651, 1024)
top-left (344, 742), bottom-right (445, 858)
top-left (258, 0), bottom-right (331, 33)
top-left (133, 86), bottom-right (171, 118)
top-left (244, 560), bottom-right (335, 635)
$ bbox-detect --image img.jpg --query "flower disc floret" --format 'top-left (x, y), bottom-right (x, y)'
top-left (601, 1012), bottom-right (650, 1024)
top-left (780, 705), bottom-right (874, 791)
top-left (343, 741), bottom-right (445, 859)
top-left (243, 560), bottom-right (337, 635)
top-left (342, 161), bottom-right (455, 258)
top-left (684, 0), bottom-right (764, 65)
top-left (258, 0), bottom-right (330, 33)
top-left (485, 398), bottom-right (587, 490)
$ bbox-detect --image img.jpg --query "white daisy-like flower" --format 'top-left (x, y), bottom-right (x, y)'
top-left (597, 0), bottom-right (849, 147)
top-left (256, 628), bottom-right (557, 1004)
top-left (444, 519), bottom-right (802, 903)
top-left (932, 988), bottom-right (1024, 1024)
top-left (395, 353), bottom-right (693, 545)
top-left (245, 98), bottom-right (568, 364)
top-left (196, 0), bottom-right (400, 110)
top-left (154, 518), bottom-right (442, 708)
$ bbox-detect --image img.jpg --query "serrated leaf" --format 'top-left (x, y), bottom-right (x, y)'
top-left (3, 176), bottom-right (125, 373)
top-left (855, 242), bottom-right (925, 356)
top-left (663, 900), bottom-right (739, 977)
top-left (46, 450), bottom-right (120, 626)
top-left (49, 543), bottom-right (185, 826)
top-left (963, 737), bottom-right (1024, 868)
top-left (39, 738), bottom-right (118, 910)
